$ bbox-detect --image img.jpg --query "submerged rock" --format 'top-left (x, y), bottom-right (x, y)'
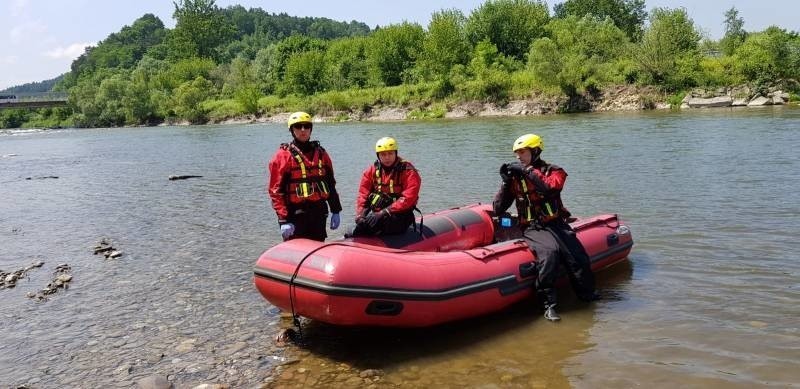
top-left (27, 263), bottom-right (73, 301)
top-left (168, 175), bottom-right (203, 181)
top-left (1, 260), bottom-right (45, 289)
top-left (93, 238), bottom-right (123, 259)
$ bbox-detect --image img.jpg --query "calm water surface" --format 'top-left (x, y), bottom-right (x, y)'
top-left (1, 107), bottom-right (799, 388)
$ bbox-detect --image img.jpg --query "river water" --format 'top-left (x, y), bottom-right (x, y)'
top-left (1, 107), bottom-right (799, 388)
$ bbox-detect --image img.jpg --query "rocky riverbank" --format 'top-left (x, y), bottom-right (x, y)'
top-left (207, 85), bottom-right (670, 126)
top-left (202, 83), bottom-right (796, 127)
top-left (681, 82), bottom-right (797, 108)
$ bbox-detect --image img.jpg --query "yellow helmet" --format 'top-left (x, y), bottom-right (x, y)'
top-left (375, 137), bottom-right (398, 152)
top-left (512, 134), bottom-right (543, 152)
top-left (287, 111), bottom-right (312, 129)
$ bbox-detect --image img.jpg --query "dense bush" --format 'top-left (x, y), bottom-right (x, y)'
top-left (528, 15), bottom-right (630, 96)
top-left (635, 7), bottom-right (702, 91)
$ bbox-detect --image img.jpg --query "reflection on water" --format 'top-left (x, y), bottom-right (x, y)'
top-left (275, 261), bottom-right (634, 388)
top-left (1, 107), bottom-right (799, 387)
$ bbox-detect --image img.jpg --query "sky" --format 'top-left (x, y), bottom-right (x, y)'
top-left (2, 0), bottom-right (799, 91)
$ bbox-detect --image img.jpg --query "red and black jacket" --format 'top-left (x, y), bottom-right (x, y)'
top-left (493, 160), bottom-right (569, 226)
top-left (356, 158), bottom-right (421, 217)
top-left (268, 141), bottom-right (342, 223)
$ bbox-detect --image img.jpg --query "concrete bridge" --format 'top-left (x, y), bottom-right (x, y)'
top-left (0, 92), bottom-right (68, 109)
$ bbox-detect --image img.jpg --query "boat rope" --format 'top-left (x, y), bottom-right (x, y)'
top-left (413, 207), bottom-right (424, 237)
top-left (287, 241), bottom-right (352, 340)
top-left (284, 238), bottom-right (421, 340)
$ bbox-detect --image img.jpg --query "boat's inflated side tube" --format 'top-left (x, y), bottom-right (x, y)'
top-left (353, 204), bottom-right (496, 252)
top-left (395, 204), bottom-right (495, 251)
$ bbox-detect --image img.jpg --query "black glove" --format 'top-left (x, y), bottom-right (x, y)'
top-left (506, 162), bottom-right (526, 177)
top-left (499, 163), bottom-right (512, 184)
top-left (363, 210), bottom-right (388, 228)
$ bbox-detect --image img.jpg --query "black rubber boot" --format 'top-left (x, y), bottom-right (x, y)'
top-left (578, 291), bottom-right (602, 302)
top-left (544, 304), bottom-right (561, 322)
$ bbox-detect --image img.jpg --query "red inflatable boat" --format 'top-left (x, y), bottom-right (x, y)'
top-left (253, 204), bottom-right (633, 327)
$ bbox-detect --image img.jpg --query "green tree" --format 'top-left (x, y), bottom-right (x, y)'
top-left (365, 22), bottom-right (425, 86)
top-left (734, 27), bottom-right (800, 82)
top-left (95, 74), bottom-right (131, 126)
top-left (253, 44), bottom-right (280, 94)
top-left (168, 0), bottom-right (235, 61)
top-left (417, 9), bottom-right (471, 80)
top-left (636, 7), bottom-right (701, 90)
top-left (207, 57), bottom-right (259, 114)
top-left (1, 75), bottom-right (64, 93)
top-left (323, 37), bottom-right (369, 90)
top-left (282, 50), bottom-right (327, 95)
top-left (528, 15), bottom-right (629, 95)
top-left (68, 68), bottom-right (125, 127)
top-left (252, 36), bottom-right (327, 93)
top-left (217, 32), bottom-right (273, 62)
top-left (158, 57), bottom-right (216, 90)
top-left (172, 76), bottom-right (213, 123)
top-left (553, 0), bottom-right (646, 41)
top-left (720, 7), bottom-right (747, 56)
top-left (0, 109), bottom-right (30, 129)
top-left (465, 0), bottom-right (550, 61)
top-left (219, 5), bottom-right (369, 42)
top-left (69, 14), bottom-right (167, 77)
top-left (451, 40), bottom-right (516, 103)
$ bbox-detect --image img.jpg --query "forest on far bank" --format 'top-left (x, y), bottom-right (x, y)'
top-left (2, 0), bottom-right (799, 129)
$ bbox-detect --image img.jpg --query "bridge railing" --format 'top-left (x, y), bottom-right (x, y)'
top-left (11, 92), bottom-right (68, 102)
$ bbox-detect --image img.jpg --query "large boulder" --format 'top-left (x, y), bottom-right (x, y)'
top-left (747, 96), bottom-right (772, 106)
top-left (687, 96), bottom-right (733, 108)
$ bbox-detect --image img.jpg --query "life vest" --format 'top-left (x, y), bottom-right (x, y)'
top-left (282, 142), bottom-right (331, 205)
top-left (366, 159), bottom-right (412, 211)
top-left (513, 164), bottom-right (566, 225)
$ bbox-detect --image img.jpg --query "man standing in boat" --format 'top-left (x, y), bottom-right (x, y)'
top-left (351, 137), bottom-right (421, 236)
top-left (267, 111), bottom-right (342, 241)
top-left (493, 134), bottom-right (600, 322)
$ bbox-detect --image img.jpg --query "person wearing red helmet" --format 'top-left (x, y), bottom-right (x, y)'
top-left (267, 111), bottom-right (342, 241)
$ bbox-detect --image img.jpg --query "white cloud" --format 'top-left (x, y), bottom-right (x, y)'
top-left (0, 55), bottom-right (19, 65)
top-left (11, 0), bottom-right (31, 16)
top-left (9, 21), bottom-right (47, 44)
top-left (44, 42), bottom-right (94, 60)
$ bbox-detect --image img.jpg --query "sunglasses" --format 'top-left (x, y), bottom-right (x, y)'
top-left (292, 123), bottom-right (313, 130)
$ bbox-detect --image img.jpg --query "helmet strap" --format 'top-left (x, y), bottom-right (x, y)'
top-left (530, 147), bottom-right (542, 164)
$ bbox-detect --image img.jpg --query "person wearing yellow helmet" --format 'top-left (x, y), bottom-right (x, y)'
top-left (267, 111), bottom-right (342, 241)
top-left (493, 133), bottom-right (599, 322)
top-left (350, 136), bottom-right (421, 236)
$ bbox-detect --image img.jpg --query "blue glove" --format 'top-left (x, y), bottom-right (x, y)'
top-left (330, 213), bottom-right (340, 230)
top-left (280, 223), bottom-right (295, 239)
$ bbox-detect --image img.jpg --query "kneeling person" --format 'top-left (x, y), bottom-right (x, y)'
top-left (351, 137), bottom-right (421, 236)
top-left (493, 133), bottom-right (599, 322)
